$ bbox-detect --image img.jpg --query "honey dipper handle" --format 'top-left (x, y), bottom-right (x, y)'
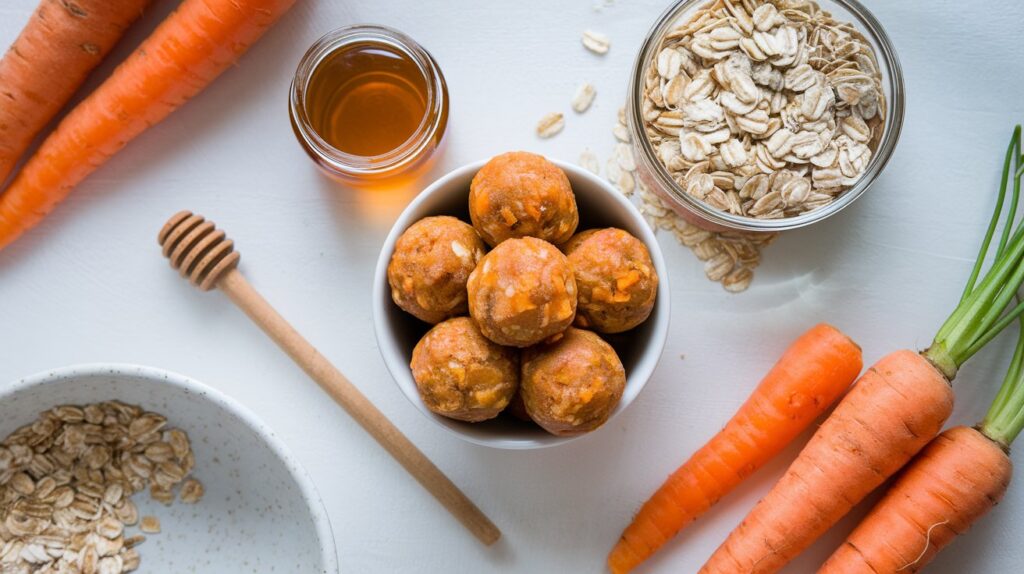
top-left (217, 269), bottom-right (501, 546)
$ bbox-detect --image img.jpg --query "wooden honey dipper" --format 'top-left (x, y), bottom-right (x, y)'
top-left (157, 211), bottom-right (501, 546)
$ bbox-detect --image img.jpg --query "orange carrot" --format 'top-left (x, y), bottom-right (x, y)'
top-left (820, 137), bottom-right (1024, 573)
top-left (699, 350), bottom-right (954, 574)
top-left (0, 0), bottom-right (296, 250)
top-left (608, 323), bottom-right (863, 574)
top-left (698, 125), bottom-right (1024, 574)
top-left (0, 0), bottom-right (152, 186)
top-left (818, 426), bottom-right (1011, 574)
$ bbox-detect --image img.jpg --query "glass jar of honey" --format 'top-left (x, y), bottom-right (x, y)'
top-left (289, 25), bottom-right (449, 182)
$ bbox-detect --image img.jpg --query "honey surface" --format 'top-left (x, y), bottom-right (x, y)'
top-left (306, 42), bottom-right (428, 157)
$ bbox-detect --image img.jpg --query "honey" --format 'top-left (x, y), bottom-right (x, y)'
top-left (290, 26), bottom-right (448, 182)
top-left (305, 43), bottom-right (428, 157)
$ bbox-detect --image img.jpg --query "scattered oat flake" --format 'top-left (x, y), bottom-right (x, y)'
top-left (617, 171), bottom-right (636, 195)
top-left (612, 123), bottom-right (630, 142)
top-left (140, 516), bottom-right (161, 534)
top-left (578, 150), bottom-right (600, 175)
top-left (582, 30), bottom-right (610, 54)
top-left (614, 143), bottom-right (636, 171)
top-left (624, 146), bottom-right (776, 293)
top-left (605, 157), bottom-right (622, 185)
top-left (571, 82), bottom-right (597, 113)
top-left (536, 112), bottom-right (565, 138)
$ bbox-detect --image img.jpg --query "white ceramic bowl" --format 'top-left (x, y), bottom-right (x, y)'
top-left (1, 364), bottom-right (339, 574)
top-left (373, 159), bottom-right (670, 449)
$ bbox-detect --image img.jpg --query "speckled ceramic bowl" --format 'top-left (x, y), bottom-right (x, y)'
top-left (1, 364), bottom-right (339, 574)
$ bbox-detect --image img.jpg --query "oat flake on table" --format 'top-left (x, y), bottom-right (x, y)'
top-left (581, 30), bottom-right (611, 54)
top-left (571, 83), bottom-right (597, 113)
top-left (578, 149), bottom-right (601, 175)
top-left (536, 112), bottom-right (565, 138)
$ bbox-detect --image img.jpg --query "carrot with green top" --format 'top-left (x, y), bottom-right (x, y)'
top-left (608, 323), bottom-right (863, 574)
top-left (817, 426), bottom-right (1011, 573)
top-left (0, 0), bottom-right (153, 187)
top-left (818, 131), bottom-right (1024, 574)
top-left (700, 125), bottom-right (1024, 574)
top-left (0, 0), bottom-right (297, 250)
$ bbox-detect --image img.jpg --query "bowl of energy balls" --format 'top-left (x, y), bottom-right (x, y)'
top-left (373, 152), bottom-right (670, 449)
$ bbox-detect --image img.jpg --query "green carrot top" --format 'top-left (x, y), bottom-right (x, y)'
top-left (983, 321), bottom-right (1024, 447)
top-left (924, 125), bottom-right (1024, 380)
top-left (983, 126), bottom-right (1024, 447)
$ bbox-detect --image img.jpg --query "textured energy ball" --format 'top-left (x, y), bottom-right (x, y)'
top-left (388, 216), bottom-right (487, 324)
top-left (410, 317), bottom-right (519, 422)
top-left (467, 237), bottom-right (577, 347)
top-left (468, 151), bottom-right (579, 246)
top-left (504, 389), bottom-right (531, 422)
top-left (521, 328), bottom-right (626, 436)
top-left (563, 228), bottom-right (659, 333)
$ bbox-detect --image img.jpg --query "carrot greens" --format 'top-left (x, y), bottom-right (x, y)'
top-left (983, 129), bottom-right (1024, 447)
top-left (925, 125), bottom-right (1024, 379)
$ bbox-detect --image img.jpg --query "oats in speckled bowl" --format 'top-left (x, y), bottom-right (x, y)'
top-left (0, 365), bottom-right (339, 574)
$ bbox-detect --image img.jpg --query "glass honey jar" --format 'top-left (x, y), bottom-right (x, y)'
top-left (289, 25), bottom-right (449, 182)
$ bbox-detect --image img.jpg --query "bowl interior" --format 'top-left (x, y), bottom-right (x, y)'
top-left (374, 160), bottom-right (670, 449)
top-left (1, 365), bottom-right (338, 574)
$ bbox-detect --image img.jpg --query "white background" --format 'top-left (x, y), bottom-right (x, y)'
top-left (2, 0), bottom-right (1024, 572)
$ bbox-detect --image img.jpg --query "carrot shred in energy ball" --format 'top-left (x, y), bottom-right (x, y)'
top-left (521, 328), bottom-right (625, 436)
top-left (469, 151), bottom-right (579, 247)
top-left (467, 237), bottom-right (577, 348)
top-left (564, 228), bottom-right (658, 334)
top-left (410, 317), bottom-right (519, 422)
top-left (387, 216), bottom-right (487, 324)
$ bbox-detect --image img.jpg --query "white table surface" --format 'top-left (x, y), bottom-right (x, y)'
top-left (2, 0), bottom-right (1024, 572)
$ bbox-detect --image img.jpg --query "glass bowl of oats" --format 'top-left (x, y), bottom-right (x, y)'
top-left (628, 0), bottom-right (904, 232)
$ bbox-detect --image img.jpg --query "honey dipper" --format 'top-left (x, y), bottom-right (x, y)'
top-left (157, 211), bottom-right (501, 546)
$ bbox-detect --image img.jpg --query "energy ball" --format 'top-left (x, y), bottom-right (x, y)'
top-left (563, 228), bottom-right (659, 333)
top-left (388, 216), bottom-right (486, 324)
top-left (469, 151), bottom-right (579, 246)
top-left (467, 237), bottom-right (577, 347)
top-left (410, 317), bottom-right (519, 422)
top-left (521, 328), bottom-right (626, 436)
top-left (504, 389), bottom-right (532, 422)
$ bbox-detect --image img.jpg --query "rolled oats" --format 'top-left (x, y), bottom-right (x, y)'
top-left (178, 479), bottom-right (204, 505)
top-left (612, 123), bottom-right (630, 143)
top-left (614, 143), bottom-right (637, 172)
top-left (578, 149), bottom-right (601, 175)
top-left (640, 0), bottom-right (885, 220)
top-left (0, 402), bottom-right (202, 573)
top-left (571, 82), bottom-right (597, 113)
top-left (581, 30), bottom-right (611, 54)
top-left (536, 112), bottom-right (565, 138)
top-left (138, 517), bottom-right (160, 535)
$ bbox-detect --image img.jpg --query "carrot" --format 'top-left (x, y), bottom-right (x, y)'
top-left (817, 426), bottom-right (1011, 573)
top-left (699, 125), bottom-right (1024, 574)
top-left (0, 0), bottom-right (297, 250)
top-left (0, 0), bottom-right (153, 187)
top-left (608, 323), bottom-right (863, 574)
top-left (700, 350), bottom-right (953, 574)
top-left (818, 130), bottom-right (1024, 574)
